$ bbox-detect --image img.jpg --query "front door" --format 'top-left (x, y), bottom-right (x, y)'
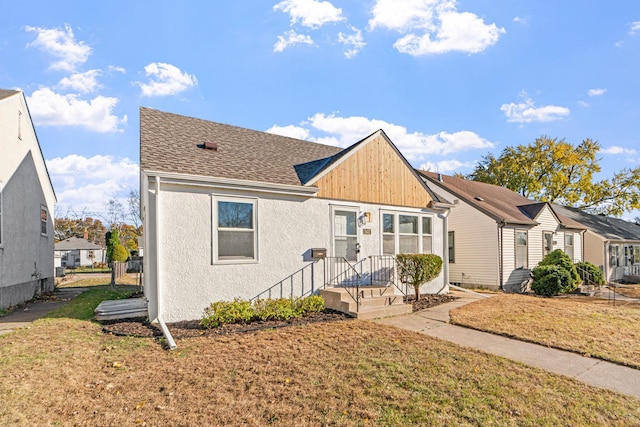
top-left (334, 210), bottom-right (358, 261)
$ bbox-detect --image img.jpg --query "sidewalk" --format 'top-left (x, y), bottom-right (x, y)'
top-left (373, 290), bottom-right (640, 400)
top-left (0, 287), bottom-right (87, 336)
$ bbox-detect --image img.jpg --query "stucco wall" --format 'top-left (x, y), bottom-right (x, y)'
top-left (146, 180), bottom-right (448, 322)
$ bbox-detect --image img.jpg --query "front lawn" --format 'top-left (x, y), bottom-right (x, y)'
top-left (45, 285), bottom-right (138, 321)
top-left (615, 285), bottom-right (640, 299)
top-left (450, 293), bottom-right (640, 368)
top-left (0, 309), bottom-right (638, 424)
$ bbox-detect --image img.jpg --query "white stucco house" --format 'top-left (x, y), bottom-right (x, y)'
top-left (417, 172), bottom-right (585, 292)
top-left (141, 108), bottom-right (452, 322)
top-left (0, 89), bottom-right (56, 309)
top-left (54, 236), bottom-right (104, 268)
top-left (553, 204), bottom-right (640, 282)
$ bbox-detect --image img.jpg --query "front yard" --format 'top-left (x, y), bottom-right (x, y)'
top-left (0, 283), bottom-right (639, 425)
top-left (451, 293), bottom-right (640, 368)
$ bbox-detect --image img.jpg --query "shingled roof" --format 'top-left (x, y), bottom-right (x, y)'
top-left (140, 107), bottom-right (343, 186)
top-left (55, 237), bottom-right (102, 251)
top-left (552, 204), bottom-right (640, 241)
top-left (0, 89), bottom-right (19, 101)
top-left (418, 171), bottom-right (584, 229)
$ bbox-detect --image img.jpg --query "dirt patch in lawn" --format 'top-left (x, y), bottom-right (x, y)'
top-left (102, 294), bottom-right (456, 339)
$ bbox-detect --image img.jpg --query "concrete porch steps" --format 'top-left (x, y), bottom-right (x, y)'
top-left (319, 286), bottom-right (412, 320)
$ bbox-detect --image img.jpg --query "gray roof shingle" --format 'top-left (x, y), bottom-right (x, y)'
top-left (552, 204), bottom-right (640, 241)
top-left (140, 107), bottom-right (342, 186)
top-left (0, 89), bottom-right (19, 101)
top-left (418, 171), bottom-right (584, 229)
top-left (55, 237), bottom-right (102, 251)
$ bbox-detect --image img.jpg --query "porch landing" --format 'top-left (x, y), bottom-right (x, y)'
top-left (319, 286), bottom-right (412, 320)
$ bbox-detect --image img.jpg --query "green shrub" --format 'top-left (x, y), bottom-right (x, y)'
top-left (201, 298), bottom-right (254, 328)
top-left (200, 295), bottom-right (326, 328)
top-left (531, 265), bottom-right (572, 297)
top-left (575, 261), bottom-right (605, 286)
top-left (396, 254), bottom-right (443, 300)
top-left (253, 298), bottom-right (298, 321)
top-left (111, 244), bottom-right (129, 262)
top-left (295, 295), bottom-right (325, 314)
top-left (538, 249), bottom-right (580, 290)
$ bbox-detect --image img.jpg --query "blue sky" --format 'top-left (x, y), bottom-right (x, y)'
top-left (1, 1), bottom-right (639, 221)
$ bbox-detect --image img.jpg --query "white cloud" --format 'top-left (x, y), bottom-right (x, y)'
top-left (25, 24), bottom-right (91, 72)
top-left (136, 62), bottom-right (198, 97)
top-left (274, 0), bottom-right (344, 29)
top-left (58, 69), bottom-right (101, 93)
top-left (369, 0), bottom-right (505, 55)
top-left (418, 159), bottom-right (475, 173)
top-left (273, 30), bottom-right (315, 52)
top-left (108, 65), bottom-right (126, 74)
top-left (27, 87), bottom-right (126, 132)
top-left (588, 88), bottom-right (607, 96)
top-left (600, 146), bottom-right (637, 155)
top-left (338, 27), bottom-right (366, 58)
top-left (47, 154), bottom-right (139, 217)
top-left (500, 92), bottom-right (570, 123)
top-left (577, 100), bottom-right (590, 108)
top-left (266, 124), bottom-right (311, 140)
top-left (270, 113), bottom-right (494, 166)
top-left (513, 16), bottom-right (527, 25)
top-left (630, 21), bottom-right (640, 35)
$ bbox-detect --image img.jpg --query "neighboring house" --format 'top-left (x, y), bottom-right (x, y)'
top-left (552, 204), bottom-right (640, 282)
top-left (141, 108), bottom-right (452, 322)
top-left (54, 236), bottom-right (104, 268)
top-left (417, 172), bottom-right (585, 292)
top-left (0, 89), bottom-right (56, 309)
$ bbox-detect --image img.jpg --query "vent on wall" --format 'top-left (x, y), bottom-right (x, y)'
top-left (474, 196), bottom-right (484, 201)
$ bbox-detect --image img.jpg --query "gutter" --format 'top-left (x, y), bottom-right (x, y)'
top-left (152, 174), bottom-right (177, 350)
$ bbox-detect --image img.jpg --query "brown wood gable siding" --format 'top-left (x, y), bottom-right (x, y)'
top-left (314, 134), bottom-right (432, 208)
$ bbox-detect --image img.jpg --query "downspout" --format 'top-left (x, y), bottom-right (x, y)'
top-left (604, 240), bottom-right (610, 284)
top-left (153, 175), bottom-right (177, 350)
top-left (498, 221), bottom-right (505, 291)
top-left (441, 208), bottom-right (450, 291)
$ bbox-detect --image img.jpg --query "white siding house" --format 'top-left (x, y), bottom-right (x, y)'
top-left (553, 204), bottom-right (640, 282)
top-left (417, 172), bottom-right (585, 291)
top-left (0, 89), bottom-right (56, 309)
top-left (141, 108), bottom-right (452, 323)
top-left (54, 236), bottom-right (104, 268)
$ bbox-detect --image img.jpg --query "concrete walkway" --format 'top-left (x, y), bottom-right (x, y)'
top-left (374, 290), bottom-right (640, 400)
top-left (0, 287), bottom-right (87, 336)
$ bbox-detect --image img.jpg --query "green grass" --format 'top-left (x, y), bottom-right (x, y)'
top-left (45, 285), bottom-right (137, 320)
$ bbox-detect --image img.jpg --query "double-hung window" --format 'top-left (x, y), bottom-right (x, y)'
top-left (214, 197), bottom-right (257, 262)
top-left (40, 206), bottom-right (48, 236)
top-left (515, 230), bottom-right (528, 268)
top-left (382, 212), bottom-right (433, 255)
top-left (564, 233), bottom-right (574, 261)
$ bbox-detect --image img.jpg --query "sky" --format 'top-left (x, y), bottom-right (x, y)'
top-left (1, 1), bottom-right (639, 222)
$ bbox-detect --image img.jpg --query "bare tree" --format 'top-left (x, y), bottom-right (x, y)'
top-left (127, 189), bottom-right (141, 229)
top-left (103, 199), bottom-right (125, 233)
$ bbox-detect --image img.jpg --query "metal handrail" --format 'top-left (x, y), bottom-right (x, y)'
top-left (323, 257), bottom-right (362, 311)
top-left (369, 255), bottom-right (407, 297)
top-left (250, 262), bottom-right (317, 302)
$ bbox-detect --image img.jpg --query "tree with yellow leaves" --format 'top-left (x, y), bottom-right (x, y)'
top-left (469, 136), bottom-right (640, 216)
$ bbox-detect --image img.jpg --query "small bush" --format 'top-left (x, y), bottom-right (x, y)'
top-left (201, 298), bottom-right (254, 328)
top-left (538, 249), bottom-right (580, 289)
top-left (575, 261), bottom-right (605, 286)
top-left (253, 298), bottom-right (298, 321)
top-left (396, 253), bottom-right (443, 300)
top-left (200, 295), bottom-right (326, 328)
top-left (295, 295), bottom-right (325, 314)
top-left (111, 245), bottom-right (129, 262)
top-left (531, 265), bottom-right (572, 297)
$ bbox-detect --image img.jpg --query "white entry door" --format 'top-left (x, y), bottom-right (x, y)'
top-left (334, 210), bottom-right (358, 261)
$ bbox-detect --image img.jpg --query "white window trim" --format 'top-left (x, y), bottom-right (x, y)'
top-left (40, 205), bottom-right (48, 237)
top-left (380, 209), bottom-right (434, 255)
top-left (212, 195), bottom-right (258, 265)
top-left (330, 205), bottom-right (360, 260)
top-left (515, 229), bottom-right (528, 269)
